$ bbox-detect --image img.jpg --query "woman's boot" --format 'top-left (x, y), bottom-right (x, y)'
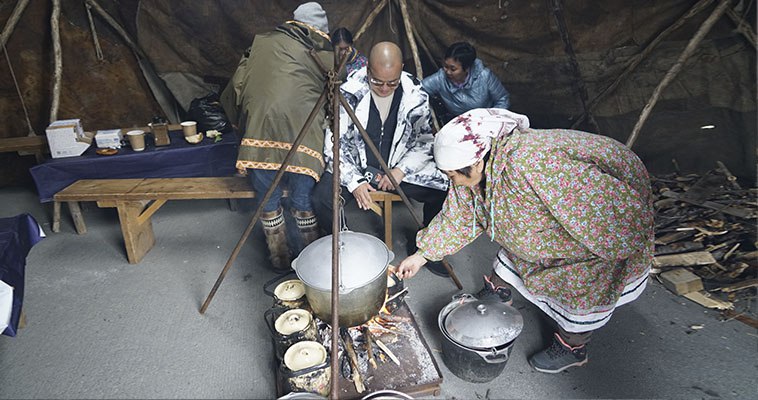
top-left (261, 207), bottom-right (291, 270)
top-left (293, 209), bottom-right (321, 247)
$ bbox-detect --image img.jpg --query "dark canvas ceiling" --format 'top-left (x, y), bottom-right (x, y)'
top-left (0, 0), bottom-right (755, 186)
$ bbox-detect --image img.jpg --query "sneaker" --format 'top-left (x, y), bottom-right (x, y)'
top-left (529, 333), bottom-right (588, 373)
top-left (426, 261), bottom-right (450, 277)
top-left (474, 275), bottom-right (513, 305)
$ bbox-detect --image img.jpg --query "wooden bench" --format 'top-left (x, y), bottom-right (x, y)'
top-left (54, 178), bottom-right (256, 263)
top-left (0, 135), bottom-right (48, 163)
top-left (53, 177), bottom-right (402, 263)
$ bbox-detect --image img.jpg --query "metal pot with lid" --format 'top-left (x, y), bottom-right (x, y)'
top-left (264, 307), bottom-right (319, 359)
top-left (292, 232), bottom-right (394, 327)
top-left (438, 294), bottom-right (524, 383)
top-left (280, 341), bottom-right (331, 397)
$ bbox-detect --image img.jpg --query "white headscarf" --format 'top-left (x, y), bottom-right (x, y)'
top-left (434, 108), bottom-right (530, 171)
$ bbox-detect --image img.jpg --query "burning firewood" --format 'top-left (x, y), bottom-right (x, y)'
top-left (340, 328), bottom-right (365, 393)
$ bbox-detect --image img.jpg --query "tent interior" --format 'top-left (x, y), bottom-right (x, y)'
top-left (0, 0), bottom-right (755, 185)
top-left (0, 0), bottom-right (756, 399)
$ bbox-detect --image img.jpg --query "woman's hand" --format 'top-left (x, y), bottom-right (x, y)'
top-left (397, 253), bottom-right (428, 279)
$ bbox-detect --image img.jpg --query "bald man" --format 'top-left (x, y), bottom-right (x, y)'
top-left (313, 42), bottom-right (451, 277)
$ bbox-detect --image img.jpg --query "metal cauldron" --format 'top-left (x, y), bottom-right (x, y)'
top-left (292, 232), bottom-right (393, 327)
top-left (438, 294), bottom-right (523, 383)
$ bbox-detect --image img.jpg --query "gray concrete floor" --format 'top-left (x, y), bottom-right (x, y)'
top-left (0, 185), bottom-right (755, 399)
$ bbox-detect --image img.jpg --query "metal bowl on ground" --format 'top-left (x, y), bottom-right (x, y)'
top-left (437, 294), bottom-right (524, 383)
top-left (292, 232), bottom-right (394, 327)
top-left (280, 341), bottom-right (331, 397)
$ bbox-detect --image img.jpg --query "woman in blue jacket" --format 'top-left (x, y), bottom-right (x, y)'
top-left (422, 42), bottom-right (510, 123)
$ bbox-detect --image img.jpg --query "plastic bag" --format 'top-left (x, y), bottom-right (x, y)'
top-left (188, 93), bottom-right (233, 133)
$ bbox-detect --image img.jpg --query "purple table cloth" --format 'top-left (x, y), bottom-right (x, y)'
top-left (0, 213), bottom-right (43, 337)
top-left (30, 129), bottom-right (239, 202)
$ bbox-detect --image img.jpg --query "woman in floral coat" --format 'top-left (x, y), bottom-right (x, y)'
top-left (398, 108), bottom-right (654, 374)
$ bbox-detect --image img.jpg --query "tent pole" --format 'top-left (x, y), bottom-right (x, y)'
top-left (0, 0), bottom-right (31, 49)
top-left (50, 0), bottom-right (62, 123)
top-left (626, 0), bottom-right (731, 148)
top-left (571, 0), bottom-right (715, 129)
top-left (725, 6), bottom-right (757, 47)
top-left (354, 0), bottom-right (388, 43)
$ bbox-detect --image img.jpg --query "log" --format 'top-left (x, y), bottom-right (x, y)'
top-left (0, 0), bottom-right (31, 49)
top-left (721, 310), bottom-right (758, 329)
top-left (716, 161), bottom-right (742, 190)
top-left (655, 230), bottom-right (694, 245)
top-left (661, 190), bottom-right (757, 219)
top-left (341, 329), bottom-right (365, 393)
top-left (655, 241), bottom-right (704, 256)
top-left (714, 278), bottom-right (758, 293)
top-left (660, 268), bottom-right (704, 295)
top-left (572, 0), bottom-right (714, 129)
top-left (683, 290), bottom-right (734, 310)
top-left (50, 0), bottom-right (63, 123)
top-left (653, 251), bottom-right (717, 267)
top-left (626, 0), bottom-right (731, 148)
top-left (353, 0), bottom-right (388, 43)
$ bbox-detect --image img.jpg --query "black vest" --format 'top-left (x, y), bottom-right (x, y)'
top-left (365, 85), bottom-right (404, 169)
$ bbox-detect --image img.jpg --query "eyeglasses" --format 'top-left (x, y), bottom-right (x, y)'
top-left (368, 77), bottom-right (401, 88)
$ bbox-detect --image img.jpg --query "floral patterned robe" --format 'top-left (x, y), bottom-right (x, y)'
top-left (418, 127), bottom-right (654, 331)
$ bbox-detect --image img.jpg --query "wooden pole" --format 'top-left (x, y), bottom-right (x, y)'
top-left (0, 0), bottom-right (31, 49)
top-left (550, 0), bottom-right (599, 132)
top-left (626, 0), bottom-right (731, 148)
top-left (199, 91), bottom-right (328, 314)
top-left (353, 0), bottom-right (388, 43)
top-left (397, 0), bottom-right (423, 78)
top-left (85, 0), bottom-right (146, 58)
top-left (397, 0), bottom-right (442, 131)
top-left (725, 6), bottom-right (757, 47)
top-left (572, 0), bottom-right (714, 129)
top-left (50, 0), bottom-right (62, 123)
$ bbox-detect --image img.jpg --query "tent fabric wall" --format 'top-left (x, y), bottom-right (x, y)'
top-left (0, 0), bottom-right (754, 185)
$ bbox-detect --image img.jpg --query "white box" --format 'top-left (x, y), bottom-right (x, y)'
top-left (95, 129), bottom-right (123, 149)
top-left (45, 119), bottom-right (92, 158)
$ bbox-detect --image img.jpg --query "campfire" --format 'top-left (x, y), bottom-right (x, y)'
top-left (267, 269), bottom-right (441, 398)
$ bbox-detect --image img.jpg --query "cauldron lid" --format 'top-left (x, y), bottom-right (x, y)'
top-left (284, 341), bottom-right (327, 371)
top-left (443, 300), bottom-right (523, 348)
top-left (275, 309), bottom-right (312, 335)
top-left (274, 279), bottom-right (305, 301)
top-left (293, 231), bottom-right (394, 291)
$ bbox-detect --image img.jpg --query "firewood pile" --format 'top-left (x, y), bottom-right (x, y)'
top-left (650, 162), bottom-right (757, 328)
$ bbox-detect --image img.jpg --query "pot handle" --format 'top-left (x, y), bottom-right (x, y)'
top-left (476, 346), bottom-right (511, 364)
top-left (262, 270), bottom-right (298, 298)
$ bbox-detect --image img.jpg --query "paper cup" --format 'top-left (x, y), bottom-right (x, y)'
top-left (126, 130), bottom-right (146, 151)
top-left (181, 121), bottom-right (198, 137)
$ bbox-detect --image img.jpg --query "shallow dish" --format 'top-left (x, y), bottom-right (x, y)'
top-left (96, 148), bottom-right (118, 156)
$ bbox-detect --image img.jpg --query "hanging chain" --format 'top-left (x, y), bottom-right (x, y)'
top-left (338, 194), bottom-right (349, 232)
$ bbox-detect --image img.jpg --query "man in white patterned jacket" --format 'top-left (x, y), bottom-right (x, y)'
top-left (313, 42), bottom-right (450, 276)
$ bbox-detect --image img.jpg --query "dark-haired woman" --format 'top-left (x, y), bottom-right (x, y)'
top-left (398, 108), bottom-right (654, 374)
top-left (330, 27), bottom-right (367, 75)
top-left (422, 42), bottom-right (510, 122)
